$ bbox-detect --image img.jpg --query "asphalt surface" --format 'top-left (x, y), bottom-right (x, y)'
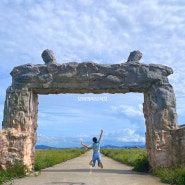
top-left (12, 151), bottom-right (167, 185)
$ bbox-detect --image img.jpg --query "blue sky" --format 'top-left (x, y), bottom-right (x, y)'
top-left (0, 0), bottom-right (185, 148)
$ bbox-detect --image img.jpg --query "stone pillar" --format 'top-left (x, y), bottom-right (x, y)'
top-left (0, 86), bottom-right (38, 170)
top-left (171, 126), bottom-right (185, 165)
top-left (143, 82), bottom-right (177, 168)
top-left (0, 130), bottom-right (9, 169)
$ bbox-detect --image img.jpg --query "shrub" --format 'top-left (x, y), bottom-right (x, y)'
top-left (132, 154), bottom-right (150, 172)
top-left (0, 160), bottom-right (27, 185)
top-left (153, 165), bottom-right (185, 185)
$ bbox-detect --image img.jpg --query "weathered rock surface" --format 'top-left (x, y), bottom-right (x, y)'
top-left (41, 49), bottom-right (57, 64)
top-left (127, 50), bottom-right (142, 63)
top-left (0, 50), bottom-right (184, 170)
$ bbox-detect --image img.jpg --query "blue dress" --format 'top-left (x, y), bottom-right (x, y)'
top-left (92, 141), bottom-right (102, 167)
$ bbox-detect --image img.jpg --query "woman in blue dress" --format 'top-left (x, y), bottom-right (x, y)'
top-left (81, 129), bottom-right (103, 168)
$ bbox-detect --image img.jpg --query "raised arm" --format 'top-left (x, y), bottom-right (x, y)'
top-left (81, 142), bottom-right (92, 149)
top-left (99, 129), bottom-right (103, 141)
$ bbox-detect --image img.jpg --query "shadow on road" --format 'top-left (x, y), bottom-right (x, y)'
top-left (42, 168), bottom-right (147, 175)
top-left (46, 182), bottom-right (86, 185)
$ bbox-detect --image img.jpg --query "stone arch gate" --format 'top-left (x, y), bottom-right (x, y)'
top-left (0, 50), bottom-right (185, 170)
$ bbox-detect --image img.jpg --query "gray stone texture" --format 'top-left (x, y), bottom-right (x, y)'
top-left (0, 50), bottom-right (185, 170)
top-left (41, 49), bottom-right (57, 64)
top-left (127, 50), bottom-right (142, 63)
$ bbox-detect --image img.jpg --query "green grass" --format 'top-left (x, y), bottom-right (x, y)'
top-left (101, 148), bottom-right (150, 172)
top-left (34, 148), bottom-right (85, 171)
top-left (101, 148), bottom-right (185, 185)
top-left (0, 148), bottom-right (85, 185)
top-left (153, 165), bottom-right (185, 185)
top-left (0, 160), bottom-right (28, 185)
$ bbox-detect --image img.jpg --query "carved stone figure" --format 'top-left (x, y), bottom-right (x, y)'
top-left (0, 49), bottom-right (185, 170)
top-left (127, 50), bottom-right (142, 63)
top-left (41, 49), bottom-right (57, 64)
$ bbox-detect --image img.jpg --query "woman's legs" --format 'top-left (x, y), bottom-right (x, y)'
top-left (97, 153), bottom-right (103, 168)
top-left (92, 152), bottom-right (103, 168)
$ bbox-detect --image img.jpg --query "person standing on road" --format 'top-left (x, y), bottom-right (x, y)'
top-left (81, 129), bottom-right (103, 168)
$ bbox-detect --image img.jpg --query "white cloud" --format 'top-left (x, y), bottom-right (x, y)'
top-left (37, 133), bottom-right (90, 148)
top-left (111, 104), bottom-right (143, 117)
top-left (1, 0), bottom-right (185, 66)
top-left (37, 134), bottom-right (64, 147)
top-left (106, 128), bottom-right (145, 144)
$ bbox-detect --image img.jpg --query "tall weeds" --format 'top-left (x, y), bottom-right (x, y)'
top-left (153, 165), bottom-right (185, 185)
top-left (0, 160), bottom-right (27, 184)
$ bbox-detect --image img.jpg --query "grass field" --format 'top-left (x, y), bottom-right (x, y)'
top-left (34, 148), bottom-right (85, 171)
top-left (101, 148), bottom-right (149, 172)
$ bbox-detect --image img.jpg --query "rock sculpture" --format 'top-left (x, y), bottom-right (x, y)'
top-left (41, 49), bottom-right (57, 64)
top-left (0, 50), bottom-right (185, 170)
top-left (127, 50), bottom-right (142, 63)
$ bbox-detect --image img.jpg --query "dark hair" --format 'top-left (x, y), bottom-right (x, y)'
top-left (93, 137), bottom-right (97, 143)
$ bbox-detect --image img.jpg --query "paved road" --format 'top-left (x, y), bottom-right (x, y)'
top-left (12, 151), bottom-right (167, 185)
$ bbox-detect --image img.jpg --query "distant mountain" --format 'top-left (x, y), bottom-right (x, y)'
top-left (102, 143), bottom-right (146, 149)
top-left (102, 145), bottom-right (120, 148)
top-left (36, 143), bottom-right (146, 149)
top-left (35, 145), bottom-right (56, 149)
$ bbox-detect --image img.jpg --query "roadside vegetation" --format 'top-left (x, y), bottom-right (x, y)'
top-left (1, 148), bottom-right (185, 185)
top-left (153, 166), bottom-right (185, 185)
top-left (0, 148), bottom-right (85, 185)
top-left (101, 148), bottom-right (185, 185)
top-left (101, 148), bottom-right (150, 172)
top-left (0, 160), bottom-right (28, 185)
top-left (34, 148), bottom-right (85, 171)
